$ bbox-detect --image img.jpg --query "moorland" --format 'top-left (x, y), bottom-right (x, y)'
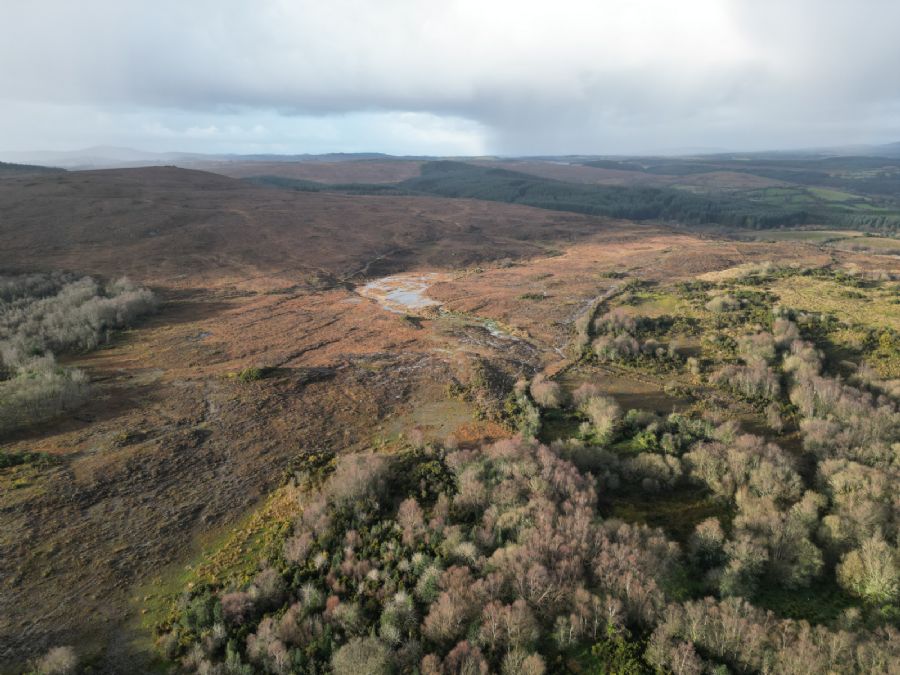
top-left (0, 151), bottom-right (897, 674)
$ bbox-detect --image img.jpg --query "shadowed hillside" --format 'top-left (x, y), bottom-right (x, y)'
top-left (186, 158), bottom-right (426, 184)
top-left (0, 166), bottom-right (631, 285)
top-left (0, 161), bottom-right (64, 175)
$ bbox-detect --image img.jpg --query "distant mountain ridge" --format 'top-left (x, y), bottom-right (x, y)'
top-left (4, 141), bottom-right (900, 171)
top-left (0, 146), bottom-right (429, 170)
top-left (0, 160), bottom-right (65, 174)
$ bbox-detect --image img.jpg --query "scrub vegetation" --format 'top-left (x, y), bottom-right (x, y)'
top-left (156, 262), bottom-right (899, 674)
top-left (0, 272), bottom-right (156, 435)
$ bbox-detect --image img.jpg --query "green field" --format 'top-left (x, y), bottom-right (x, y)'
top-left (747, 229), bottom-right (864, 243)
top-left (806, 186), bottom-right (861, 202)
top-left (767, 276), bottom-right (900, 331)
top-left (830, 236), bottom-right (900, 254)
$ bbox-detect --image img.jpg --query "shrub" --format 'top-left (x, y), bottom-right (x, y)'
top-left (30, 646), bottom-right (78, 675)
top-left (685, 356), bottom-right (701, 376)
top-left (581, 395), bottom-right (621, 442)
top-left (331, 636), bottom-right (393, 675)
top-left (738, 332), bottom-right (777, 363)
top-left (504, 384), bottom-right (541, 437)
top-left (0, 355), bottom-right (89, 435)
top-left (621, 453), bottom-right (682, 491)
top-left (0, 274), bottom-right (156, 367)
top-left (0, 273), bottom-right (155, 436)
top-left (705, 294), bottom-right (739, 313)
top-left (0, 449), bottom-right (54, 468)
top-left (837, 537), bottom-right (899, 605)
top-left (236, 366), bottom-right (271, 382)
top-left (529, 374), bottom-right (564, 408)
top-left (594, 308), bottom-right (638, 335)
top-left (709, 360), bottom-right (781, 402)
top-left (689, 518), bottom-right (726, 568)
top-left (572, 382), bottom-right (603, 405)
top-left (764, 402), bottom-right (784, 432)
top-left (593, 334), bottom-right (640, 362)
top-left (772, 318), bottom-right (801, 349)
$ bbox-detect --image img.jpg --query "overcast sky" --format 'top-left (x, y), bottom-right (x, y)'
top-left (2, 0), bottom-right (900, 156)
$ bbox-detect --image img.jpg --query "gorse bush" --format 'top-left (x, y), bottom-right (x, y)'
top-left (0, 272), bottom-right (156, 435)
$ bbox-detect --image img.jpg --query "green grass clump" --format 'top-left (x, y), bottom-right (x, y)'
top-left (235, 366), bottom-right (273, 382)
top-left (0, 450), bottom-right (55, 469)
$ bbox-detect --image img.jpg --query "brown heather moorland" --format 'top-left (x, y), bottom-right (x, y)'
top-left (0, 164), bottom-right (895, 673)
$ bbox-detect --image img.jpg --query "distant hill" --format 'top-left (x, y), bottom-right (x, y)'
top-left (245, 159), bottom-right (900, 232)
top-left (195, 158), bottom-right (427, 183)
top-left (0, 160), bottom-right (64, 174)
top-left (396, 161), bottom-right (812, 228)
top-left (0, 146), bottom-right (208, 170)
top-left (5, 141), bottom-right (900, 173)
top-left (0, 147), bottom-right (435, 170)
top-left (869, 141), bottom-right (900, 157)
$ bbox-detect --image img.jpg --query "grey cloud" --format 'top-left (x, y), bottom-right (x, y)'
top-left (1, 0), bottom-right (899, 154)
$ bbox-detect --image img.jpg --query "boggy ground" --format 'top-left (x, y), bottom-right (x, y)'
top-left (0, 167), bottom-right (859, 672)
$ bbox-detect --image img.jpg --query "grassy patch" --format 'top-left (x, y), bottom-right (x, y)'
top-left (616, 289), bottom-right (701, 319)
top-left (600, 487), bottom-right (728, 543)
top-left (537, 407), bottom-right (584, 444)
top-left (769, 277), bottom-right (900, 331)
top-left (232, 365), bottom-right (274, 382)
top-left (0, 449), bottom-right (56, 469)
top-left (806, 187), bottom-right (861, 203)
top-left (831, 236), bottom-right (900, 254)
top-left (753, 578), bottom-right (856, 625)
top-left (135, 483), bottom-right (303, 651)
top-left (749, 229), bottom-right (864, 243)
top-left (518, 292), bottom-right (549, 301)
